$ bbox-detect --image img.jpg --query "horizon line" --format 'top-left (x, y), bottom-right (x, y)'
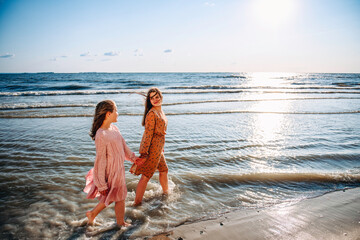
top-left (1, 71), bottom-right (360, 74)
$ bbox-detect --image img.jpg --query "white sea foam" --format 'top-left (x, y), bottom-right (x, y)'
top-left (1, 110), bottom-right (359, 118)
top-left (0, 87), bottom-right (359, 96)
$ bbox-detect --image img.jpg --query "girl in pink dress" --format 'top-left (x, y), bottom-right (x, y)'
top-left (84, 100), bottom-right (144, 227)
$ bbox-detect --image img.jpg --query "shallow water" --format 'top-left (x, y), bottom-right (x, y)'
top-left (0, 72), bottom-right (359, 239)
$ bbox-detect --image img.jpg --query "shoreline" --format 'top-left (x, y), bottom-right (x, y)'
top-left (150, 188), bottom-right (360, 240)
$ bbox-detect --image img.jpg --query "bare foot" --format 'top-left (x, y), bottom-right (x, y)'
top-left (132, 201), bottom-right (142, 207)
top-left (118, 222), bottom-right (132, 228)
top-left (86, 211), bottom-right (95, 225)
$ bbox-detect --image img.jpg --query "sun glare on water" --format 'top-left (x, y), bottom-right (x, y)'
top-left (251, 0), bottom-right (298, 29)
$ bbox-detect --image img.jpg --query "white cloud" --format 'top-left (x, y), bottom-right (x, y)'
top-left (50, 55), bottom-right (68, 61)
top-left (80, 52), bottom-right (91, 57)
top-left (0, 53), bottom-right (15, 58)
top-left (104, 51), bottom-right (120, 56)
top-left (134, 49), bottom-right (144, 56)
top-left (164, 49), bottom-right (173, 53)
top-left (204, 2), bottom-right (215, 7)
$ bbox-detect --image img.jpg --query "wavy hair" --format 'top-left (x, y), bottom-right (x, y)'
top-left (89, 100), bottom-right (115, 140)
top-left (142, 87), bottom-right (163, 126)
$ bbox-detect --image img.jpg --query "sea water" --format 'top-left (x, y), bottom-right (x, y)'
top-left (0, 72), bottom-right (359, 239)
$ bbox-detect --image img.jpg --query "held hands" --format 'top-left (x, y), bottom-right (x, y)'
top-left (100, 189), bottom-right (109, 196)
top-left (135, 157), bottom-right (146, 166)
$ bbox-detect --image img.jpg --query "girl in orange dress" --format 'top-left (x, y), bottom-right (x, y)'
top-left (130, 87), bottom-right (169, 205)
top-left (84, 100), bottom-right (144, 226)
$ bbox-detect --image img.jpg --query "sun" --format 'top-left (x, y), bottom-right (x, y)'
top-left (251, 0), bottom-right (298, 29)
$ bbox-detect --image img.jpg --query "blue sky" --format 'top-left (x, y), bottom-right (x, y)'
top-left (0, 0), bottom-right (359, 73)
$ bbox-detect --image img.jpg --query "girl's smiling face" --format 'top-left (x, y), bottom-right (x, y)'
top-left (150, 91), bottom-right (162, 107)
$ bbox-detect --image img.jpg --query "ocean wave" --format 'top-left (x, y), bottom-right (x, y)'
top-left (142, 89), bottom-right (356, 94)
top-left (1, 110), bottom-right (359, 118)
top-left (0, 89), bottom-right (135, 96)
top-left (168, 85), bottom-right (239, 90)
top-left (1, 88), bottom-right (360, 97)
top-left (2, 97), bottom-right (358, 110)
top-left (45, 85), bottom-right (91, 91)
top-left (220, 75), bottom-right (247, 79)
top-left (333, 82), bottom-right (360, 87)
top-left (0, 103), bottom-right (96, 110)
top-left (333, 75), bottom-right (360, 79)
top-left (165, 110), bottom-right (360, 115)
top-left (0, 113), bottom-right (142, 118)
top-left (163, 97), bottom-right (360, 106)
top-left (167, 85), bottom-right (360, 90)
top-left (180, 172), bottom-right (360, 185)
top-left (0, 114), bottom-right (96, 118)
top-left (125, 81), bottom-right (154, 87)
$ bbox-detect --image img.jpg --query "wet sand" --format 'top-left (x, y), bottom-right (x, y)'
top-left (152, 188), bottom-right (360, 240)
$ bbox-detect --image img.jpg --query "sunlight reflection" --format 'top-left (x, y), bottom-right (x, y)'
top-left (266, 202), bottom-right (308, 236)
top-left (248, 73), bottom-right (291, 142)
top-left (251, 103), bottom-right (289, 144)
top-left (255, 113), bottom-right (284, 142)
top-left (247, 115), bottom-right (287, 172)
top-left (244, 73), bottom-right (293, 171)
top-left (247, 72), bottom-right (298, 87)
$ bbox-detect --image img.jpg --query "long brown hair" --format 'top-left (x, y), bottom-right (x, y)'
top-left (142, 87), bottom-right (163, 126)
top-left (89, 100), bottom-right (116, 140)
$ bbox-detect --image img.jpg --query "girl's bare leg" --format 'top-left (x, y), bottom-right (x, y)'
top-left (115, 200), bottom-right (131, 227)
top-left (159, 171), bottom-right (169, 194)
top-left (134, 175), bottom-right (150, 206)
top-left (86, 202), bottom-right (106, 225)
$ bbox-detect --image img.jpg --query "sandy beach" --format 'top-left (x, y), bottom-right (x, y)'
top-left (152, 188), bottom-right (360, 240)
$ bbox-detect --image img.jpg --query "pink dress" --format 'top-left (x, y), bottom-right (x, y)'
top-left (83, 124), bottom-right (137, 206)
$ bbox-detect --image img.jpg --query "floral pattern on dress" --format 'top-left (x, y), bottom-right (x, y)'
top-left (130, 108), bottom-right (168, 178)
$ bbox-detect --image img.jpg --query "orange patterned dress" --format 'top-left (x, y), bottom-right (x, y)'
top-left (130, 108), bottom-right (168, 178)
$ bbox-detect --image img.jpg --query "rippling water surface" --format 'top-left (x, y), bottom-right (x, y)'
top-left (0, 72), bottom-right (359, 239)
